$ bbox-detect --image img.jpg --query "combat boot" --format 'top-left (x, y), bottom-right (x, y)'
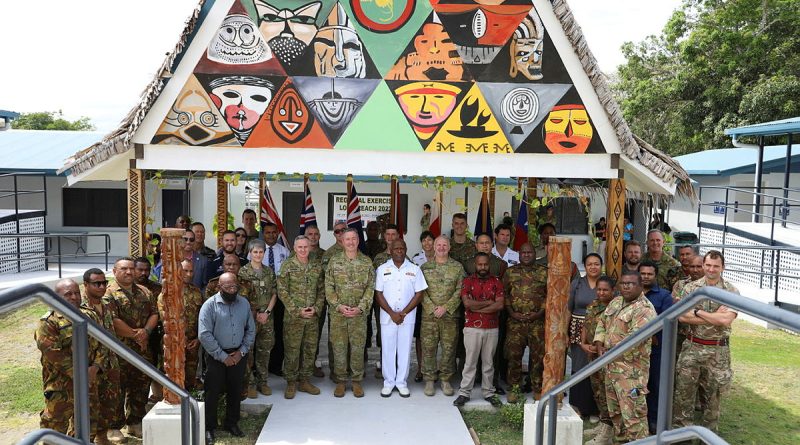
top-left (441, 381), bottom-right (455, 396)
top-left (334, 382), bottom-right (346, 397)
top-left (586, 423), bottom-right (613, 445)
top-left (106, 429), bottom-right (125, 443)
top-left (247, 384), bottom-right (258, 398)
top-left (259, 383), bottom-right (272, 396)
top-left (93, 430), bottom-right (112, 445)
top-left (424, 381), bottom-right (435, 396)
top-left (299, 380), bottom-right (320, 395)
top-left (352, 381), bottom-right (365, 398)
top-left (284, 382), bottom-right (297, 399)
top-left (507, 391), bottom-right (518, 403)
top-left (125, 423), bottom-right (142, 438)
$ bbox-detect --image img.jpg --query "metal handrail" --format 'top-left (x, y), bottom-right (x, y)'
top-left (1, 284), bottom-right (201, 445)
top-left (627, 426), bottom-right (730, 445)
top-left (699, 185), bottom-right (800, 203)
top-left (533, 286), bottom-right (800, 445)
top-left (16, 429), bottom-right (82, 445)
top-left (0, 233), bottom-right (110, 277)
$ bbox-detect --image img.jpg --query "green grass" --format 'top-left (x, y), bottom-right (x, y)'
top-left (461, 408), bottom-right (522, 445)
top-left (0, 365), bottom-right (41, 415)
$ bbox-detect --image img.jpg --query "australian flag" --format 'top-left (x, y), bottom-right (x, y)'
top-left (299, 177), bottom-right (317, 235)
top-left (260, 183), bottom-right (290, 247)
top-left (347, 182), bottom-right (367, 253)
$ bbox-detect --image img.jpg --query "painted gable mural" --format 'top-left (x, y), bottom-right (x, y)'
top-left (151, 0), bottom-right (606, 155)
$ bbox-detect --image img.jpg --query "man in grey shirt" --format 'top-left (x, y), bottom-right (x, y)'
top-left (198, 272), bottom-right (255, 444)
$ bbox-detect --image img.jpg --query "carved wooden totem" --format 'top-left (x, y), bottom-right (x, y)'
top-left (160, 228), bottom-right (186, 405)
top-left (541, 236), bottom-right (572, 401)
top-left (605, 178), bottom-right (626, 282)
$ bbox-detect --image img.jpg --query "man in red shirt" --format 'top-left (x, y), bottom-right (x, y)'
top-left (453, 253), bottom-right (505, 408)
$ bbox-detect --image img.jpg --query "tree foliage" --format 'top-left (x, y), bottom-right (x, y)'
top-left (615, 0), bottom-right (800, 156)
top-left (12, 111), bottom-right (95, 131)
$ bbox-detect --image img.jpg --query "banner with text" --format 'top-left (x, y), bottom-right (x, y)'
top-left (327, 193), bottom-right (408, 230)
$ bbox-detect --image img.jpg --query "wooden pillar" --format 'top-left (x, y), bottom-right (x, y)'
top-left (605, 178), bottom-right (626, 282)
top-left (488, 176), bottom-right (496, 226)
top-left (216, 172), bottom-right (228, 249)
top-left (542, 236), bottom-right (572, 401)
top-left (160, 228), bottom-right (185, 405)
top-left (127, 167), bottom-right (146, 257)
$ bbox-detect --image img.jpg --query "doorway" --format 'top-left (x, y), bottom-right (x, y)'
top-left (162, 189), bottom-right (188, 228)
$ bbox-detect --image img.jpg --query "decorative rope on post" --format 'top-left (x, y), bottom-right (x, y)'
top-left (160, 228), bottom-right (186, 405)
top-left (541, 235), bottom-right (572, 403)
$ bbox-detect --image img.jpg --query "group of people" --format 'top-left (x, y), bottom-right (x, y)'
top-left (36, 209), bottom-right (738, 445)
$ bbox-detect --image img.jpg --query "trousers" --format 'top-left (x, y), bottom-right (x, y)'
top-left (458, 327), bottom-right (498, 398)
top-left (204, 353), bottom-right (246, 431)
top-left (380, 320), bottom-right (415, 389)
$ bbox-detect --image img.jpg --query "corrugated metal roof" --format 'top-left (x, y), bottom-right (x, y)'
top-left (724, 116), bottom-right (800, 137)
top-left (675, 145), bottom-right (798, 176)
top-left (0, 130), bottom-right (103, 173)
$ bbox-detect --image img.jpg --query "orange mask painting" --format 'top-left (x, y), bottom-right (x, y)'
top-left (543, 104), bottom-right (593, 154)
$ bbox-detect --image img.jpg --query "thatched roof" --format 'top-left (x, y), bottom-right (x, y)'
top-left (59, 0), bottom-right (693, 199)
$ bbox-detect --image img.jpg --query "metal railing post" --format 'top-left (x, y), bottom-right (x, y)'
top-left (72, 318), bottom-right (91, 443)
top-left (656, 317), bottom-right (677, 442)
top-left (547, 396), bottom-right (558, 445)
top-left (57, 237), bottom-right (62, 278)
top-left (721, 188), bottom-right (729, 257)
top-left (14, 174), bottom-right (21, 273)
top-left (697, 187), bottom-right (703, 229)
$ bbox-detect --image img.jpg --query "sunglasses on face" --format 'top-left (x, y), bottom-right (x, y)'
top-left (183, 237), bottom-right (195, 242)
top-left (334, 229), bottom-right (345, 234)
top-left (89, 280), bottom-right (108, 287)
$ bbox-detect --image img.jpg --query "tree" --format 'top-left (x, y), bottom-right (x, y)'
top-left (614, 0), bottom-right (800, 156)
top-left (12, 111), bottom-right (95, 131)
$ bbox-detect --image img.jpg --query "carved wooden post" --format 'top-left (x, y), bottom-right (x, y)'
top-left (605, 178), bottom-right (626, 282)
top-left (488, 176), bottom-right (496, 226)
top-left (216, 172), bottom-right (228, 249)
top-left (542, 236), bottom-right (572, 402)
top-left (160, 228), bottom-right (185, 405)
top-left (128, 167), bottom-right (146, 257)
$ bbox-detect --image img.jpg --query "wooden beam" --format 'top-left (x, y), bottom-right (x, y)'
top-left (216, 172), bottom-right (228, 249)
top-left (159, 227), bottom-right (185, 405)
top-left (488, 176), bottom-right (496, 228)
top-left (127, 168), bottom-right (146, 257)
top-left (605, 178), bottom-right (626, 282)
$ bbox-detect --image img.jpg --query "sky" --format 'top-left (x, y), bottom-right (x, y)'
top-left (0, 0), bottom-right (682, 133)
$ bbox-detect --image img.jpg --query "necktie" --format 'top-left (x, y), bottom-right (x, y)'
top-left (268, 246), bottom-right (275, 272)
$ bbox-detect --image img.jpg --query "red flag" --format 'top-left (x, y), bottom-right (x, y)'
top-left (260, 182), bottom-right (290, 247)
top-left (429, 189), bottom-right (442, 237)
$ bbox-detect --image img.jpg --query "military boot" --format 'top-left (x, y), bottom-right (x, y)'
top-left (298, 380), bottom-right (320, 395)
top-left (334, 382), bottom-right (346, 397)
top-left (284, 382), bottom-right (297, 399)
top-left (247, 384), bottom-right (258, 399)
top-left (441, 381), bottom-right (455, 396)
top-left (93, 431), bottom-right (112, 445)
top-left (424, 381), bottom-right (435, 396)
top-left (507, 391), bottom-right (518, 403)
top-left (586, 423), bottom-right (613, 445)
top-left (259, 383), bottom-right (272, 396)
top-left (352, 381), bottom-right (365, 398)
top-left (106, 429), bottom-right (125, 443)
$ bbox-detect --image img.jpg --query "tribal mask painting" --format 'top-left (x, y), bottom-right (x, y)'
top-left (208, 12), bottom-right (271, 65)
top-left (208, 76), bottom-right (275, 144)
top-left (153, 76), bottom-right (236, 146)
top-left (435, 5), bottom-right (530, 66)
top-left (543, 104), bottom-right (593, 154)
top-left (313, 3), bottom-right (366, 78)
top-left (394, 81), bottom-right (461, 142)
top-left (386, 15), bottom-right (465, 81)
top-left (271, 85), bottom-right (313, 143)
top-left (509, 10), bottom-right (544, 80)
top-left (255, 1), bottom-right (322, 67)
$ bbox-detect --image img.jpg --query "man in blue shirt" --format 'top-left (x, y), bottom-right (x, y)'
top-left (638, 261), bottom-right (673, 434)
top-left (198, 272), bottom-right (256, 444)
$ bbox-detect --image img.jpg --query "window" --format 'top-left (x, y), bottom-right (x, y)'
top-left (541, 197), bottom-right (590, 235)
top-left (63, 188), bottom-right (127, 227)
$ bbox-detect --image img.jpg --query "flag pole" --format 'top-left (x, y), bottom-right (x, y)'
top-left (259, 172), bottom-right (266, 231)
top-left (390, 175), bottom-right (398, 225)
top-left (346, 174), bottom-right (353, 214)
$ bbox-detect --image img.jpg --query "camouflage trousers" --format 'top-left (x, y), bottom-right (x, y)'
top-left (185, 345), bottom-right (200, 391)
top-left (605, 367), bottom-right (649, 444)
top-left (590, 366), bottom-right (611, 423)
top-left (329, 313), bottom-right (368, 382)
top-left (90, 363), bottom-right (124, 433)
top-left (119, 342), bottom-right (153, 425)
top-left (248, 318), bottom-right (275, 388)
top-left (672, 340), bottom-right (732, 432)
top-left (421, 316), bottom-right (458, 382)
top-left (283, 315), bottom-right (320, 382)
top-left (504, 319), bottom-right (545, 394)
top-left (40, 387), bottom-right (73, 435)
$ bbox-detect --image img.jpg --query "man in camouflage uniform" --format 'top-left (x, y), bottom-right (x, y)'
top-left (134, 257), bottom-right (164, 404)
top-left (583, 276), bottom-right (616, 445)
top-left (449, 213), bottom-right (477, 268)
top-left (503, 243), bottom-right (547, 402)
top-left (238, 239), bottom-right (278, 397)
top-left (420, 236), bottom-right (464, 397)
top-left (593, 271), bottom-right (656, 444)
top-left (673, 250), bottom-right (738, 434)
top-left (325, 228), bottom-right (375, 398)
top-left (305, 225), bottom-right (326, 263)
top-left (36, 279), bottom-right (106, 440)
top-left (676, 245), bottom-right (696, 282)
top-left (321, 221), bottom-right (347, 268)
top-left (206, 253), bottom-right (254, 301)
top-left (645, 230), bottom-right (681, 291)
top-left (82, 268), bottom-right (124, 443)
top-left (279, 235), bottom-right (325, 398)
top-left (672, 255), bottom-right (705, 358)
top-left (157, 260), bottom-right (204, 391)
top-left (105, 257), bottom-right (158, 437)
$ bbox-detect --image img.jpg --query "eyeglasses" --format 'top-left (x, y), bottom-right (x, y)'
top-left (334, 229), bottom-right (345, 234)
top-left (619, 282), bottom-right (637, 288)
top-left (183, 237), bottom-right (195, 242)
top-left (89, 280), bottom-right (108, 287)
